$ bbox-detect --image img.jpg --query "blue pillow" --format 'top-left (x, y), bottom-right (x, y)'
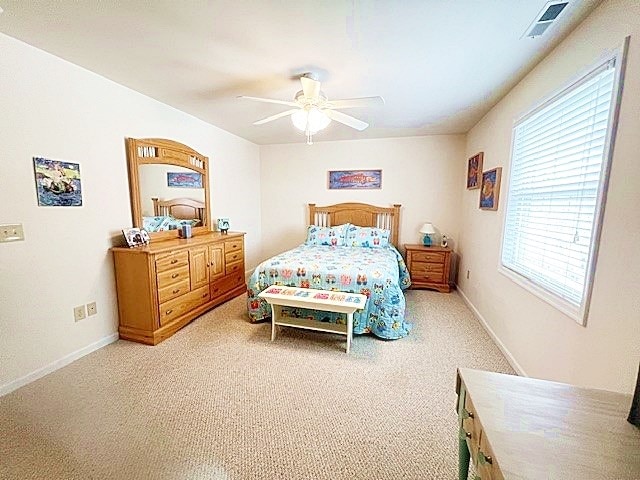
top-left (305, 224), bottom-right (349, 246)
top-left (346, 225), bottom-right (390, 248)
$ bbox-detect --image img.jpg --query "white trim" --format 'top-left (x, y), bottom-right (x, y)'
top-left (498, 265), bottom-right (581, 322)
top-left (456, 287), bottom-right (527, 377)
top-left (0, 333), bottom-right (119, 397)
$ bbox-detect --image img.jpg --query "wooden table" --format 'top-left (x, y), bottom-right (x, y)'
top-left (456, 368), bottom-right (640, 479)
top-left (258, 286), bottom-right (366, 354)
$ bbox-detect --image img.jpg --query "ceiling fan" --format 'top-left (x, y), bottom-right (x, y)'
top-left (239, 73), bottom-right (384, 144)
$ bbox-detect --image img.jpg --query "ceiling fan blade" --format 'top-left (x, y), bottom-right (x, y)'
top-left (328, 96), bottom-right (385, 109)
top-left (323, 109), bottom-right (369, 131)
top-left (253, 109), bottom-right (299, 125)
top-left (238, 95), bottom-right (298, 107)
top-left (300, 76), bottom-right (321, 100)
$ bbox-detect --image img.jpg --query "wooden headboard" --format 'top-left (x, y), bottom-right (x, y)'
top-left (152, 197), bottom-right (206, 223)
top-left (309, 202), bottom-right (401, 246)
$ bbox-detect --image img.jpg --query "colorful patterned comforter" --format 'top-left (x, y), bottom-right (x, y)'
top-left (247, 244), bottom-right (412, 339)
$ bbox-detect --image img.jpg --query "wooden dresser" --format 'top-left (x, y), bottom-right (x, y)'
top-left (404, 244), bottom-right (452, 292)
top-left (456, 368), bottom-right (640, 480)
top-left (112, 232), bottom-right (245, 345)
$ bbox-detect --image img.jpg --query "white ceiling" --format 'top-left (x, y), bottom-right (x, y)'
top-left (0, 0), bottom-right (601, 145)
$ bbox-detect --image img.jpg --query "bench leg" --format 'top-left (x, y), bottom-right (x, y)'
top-left (346, 312), bottom-right (354, 354)
top-left (270, 304), bottom-right (277, 341)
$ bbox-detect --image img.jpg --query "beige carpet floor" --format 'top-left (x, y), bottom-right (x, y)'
top-left (0, 290), bottom-right (513, 480)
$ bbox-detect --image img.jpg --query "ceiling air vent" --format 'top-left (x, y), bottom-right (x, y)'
top-left (524, 1), bottom-right (569, 38)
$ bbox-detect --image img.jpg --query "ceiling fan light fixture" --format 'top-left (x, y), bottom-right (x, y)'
top-left (291, 107), bottom-right (331, 134)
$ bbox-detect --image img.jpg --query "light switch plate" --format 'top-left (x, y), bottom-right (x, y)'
top-left (0, 224), bottom-right (25, 243)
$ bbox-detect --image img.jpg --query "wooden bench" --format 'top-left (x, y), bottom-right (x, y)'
top-left (258, 286), bottom-right (367, 354)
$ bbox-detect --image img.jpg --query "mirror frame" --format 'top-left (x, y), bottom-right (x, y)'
top-left (126, 137), bottom-right (211, 240)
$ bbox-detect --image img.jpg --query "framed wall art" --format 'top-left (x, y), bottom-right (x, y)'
top-left (479, 167), bottom-right (502, 211)
top-left (328, 170), bottom-right (382, 190)
top-left (33, 157), bottom-right (83, 207)
top-left (467, 152), bottom-right (483, 190)
top-left (167, 172), bottom-right (203, 188)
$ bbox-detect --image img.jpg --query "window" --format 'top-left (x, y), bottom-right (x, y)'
top-left (500, 52), bottom-right (625, 325)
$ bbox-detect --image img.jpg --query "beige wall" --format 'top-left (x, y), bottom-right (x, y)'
top-left (0, 33), bottom-right (261, 392)
top-left (458, 0), bottom-right (640, 393)
top-left (259, 135), bottom-right (466, 260)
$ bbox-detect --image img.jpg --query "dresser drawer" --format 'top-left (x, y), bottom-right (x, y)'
top-left (225, 239), bottom-right (243, 254)
top-left (156, 265), bottom-right (190, 289)
top-left (159, 285), bottom-right (210, 326)
top-left (211, 272), bottom-right (244, 298)
top-left (225, 249), bottom-right (243, 265)
top-left (411, 251), bottom-right (446, 263)
top-left (158, 278), bottom-right (190, 303)
top-left (226, 261), bottom-right (244, 276)
top-left (155, 251), bottom-right (189, 272)
top-left (477, 429), bottom-right (502, 480)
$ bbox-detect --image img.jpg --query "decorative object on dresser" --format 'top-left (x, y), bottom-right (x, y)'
top-left (112, 137), bottom-right (246, 345)
top-left (217, 218), bottom-right (230, 234)
top-left (418, 222), bottom-right (436, 246)
top-left (456, 368), bottom-right (640, 480)
top-left (404, 244), bottom-right (452, 293)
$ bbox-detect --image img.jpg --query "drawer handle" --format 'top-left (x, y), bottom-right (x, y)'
top-left (170, 259), bottom-right (178, 264)
top-left (213, 288), bottom-right (220, 294)
top-left (202, 293), bottom-right (207, 298)
top-left (171, 273), bottom-right (179, 278)
top-left (478, 451), bottom-right (492, 465)
top-left (232, 254), bottom-right (237, 259)
top-left (166, 309), bottom-right (173, 315)
top-left (172, 289), bottom-right (179, 294)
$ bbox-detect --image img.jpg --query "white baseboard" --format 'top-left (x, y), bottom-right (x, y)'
top-left (456, 286), bottom-right (527, 377)
top-left (0, 332), bottom-right (119, 397)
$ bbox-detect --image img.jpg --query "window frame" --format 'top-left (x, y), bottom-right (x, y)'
top-left (498, 37), bottom-right (629, 326)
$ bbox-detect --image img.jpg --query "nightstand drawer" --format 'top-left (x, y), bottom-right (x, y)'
top-left (411, 251), bottom-right (446, 263)
top-left (411, 262), bottom-right (444, 275)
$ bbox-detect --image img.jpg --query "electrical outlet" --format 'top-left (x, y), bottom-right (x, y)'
top-left (74, 305), bottom-right (86, 322)
top-left (466, 269), bottom-right (470, 280)
top-left (0, 223), bottom-right (24, 243)
top-left (87, 301), bottom-right (97, 316)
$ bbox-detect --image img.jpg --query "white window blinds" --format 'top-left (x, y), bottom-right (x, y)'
top-left (501, 59), bottom-right (617, 319)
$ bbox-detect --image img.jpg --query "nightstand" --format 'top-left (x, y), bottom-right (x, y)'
top-left (404, 244), bottom-right (452, 293)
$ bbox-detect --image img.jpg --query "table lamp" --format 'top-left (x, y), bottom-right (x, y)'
top-left (419, 223), bottom-right (436, 246)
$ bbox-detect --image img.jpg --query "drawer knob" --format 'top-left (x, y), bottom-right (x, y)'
top-left (172, 289), bottom-right (179, 294)
top-left (166, 309), bottom-right (173, 315)
top-left (202, 293), bottom-right (207, 298)
top-left (170, 259), bottom-right (178, 264)
top-left (462, 409), bottom-right (474, 419)
top-left (479, 452), bottom-right (492, 465)
top-left (171, 273), bottom-right (179, 278)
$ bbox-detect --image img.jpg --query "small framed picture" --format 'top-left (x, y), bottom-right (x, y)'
top-left (122, 227), bottom-right (150, 247)
top-left (467, 152), bottom-right (483, 190)
top-left (217, 218), bottom-right (230, 233)
top-left (479, 167), bottom-right (502, 211)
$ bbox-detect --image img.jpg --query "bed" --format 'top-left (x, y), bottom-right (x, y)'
top-left (247, 202), bottom-right (412, 339)
top-left (142, 197), bottom-right (205, 232)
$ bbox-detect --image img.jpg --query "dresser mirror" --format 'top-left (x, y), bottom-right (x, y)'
top-left (126, 137), bottom-right (211, 240)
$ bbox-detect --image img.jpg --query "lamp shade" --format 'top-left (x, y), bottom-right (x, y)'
top-left (291, 107), bottom-right (331, 133)
top-left (419, 223), bottom-right (436, 235)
